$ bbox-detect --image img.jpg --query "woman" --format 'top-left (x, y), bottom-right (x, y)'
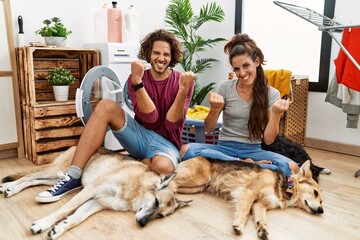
top-left (180, 33), bottom-right (299, 177)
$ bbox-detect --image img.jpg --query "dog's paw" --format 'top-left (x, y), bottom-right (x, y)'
top-left (0, 183), bottom-right (6, 194)
top-left (320, 168), bottom-right (331, 175)
top-left (0, 183), bottom-right (17, 197)
top-left (232, 225), bottom-right (244, 235)
top-left (47, 221), bottom-right (67, 240)
top-left (30, 219), bottom-right (53, 234)
top-left (257, 226), bottom-right (269, 240)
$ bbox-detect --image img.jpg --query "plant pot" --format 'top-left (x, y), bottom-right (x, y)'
top-left (53, 85), bottom-right (69, 101)
top-left (44, 37), bottom-right (67, 47)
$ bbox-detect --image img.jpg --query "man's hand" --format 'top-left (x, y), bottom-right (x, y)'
top-left (131, 61), bottom-right (146, 85)
top-left (208, 91), bottom-right (224, 111)
top-left (179, 71), bottom-right (195, 91)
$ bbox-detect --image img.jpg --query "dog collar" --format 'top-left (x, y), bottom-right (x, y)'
top-left (286, 178), bottom-right (295, 199)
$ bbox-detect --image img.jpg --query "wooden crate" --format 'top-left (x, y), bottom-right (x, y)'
top-left (22, 102), bottom-right (84, 165)
top-left (15, 47), bottom-right (100, 164)
top-left (279, 77), bottom-right (309, 146)
top-left (16, 47), bottom-right (100, 106)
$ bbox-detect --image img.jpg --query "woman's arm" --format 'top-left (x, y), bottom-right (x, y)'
top-left (263, 99), bottom-right (291, 144)
top-left (204, 92), bottom-right (224, 133)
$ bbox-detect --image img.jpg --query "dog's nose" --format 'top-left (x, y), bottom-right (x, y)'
top-left (137, 217), bottom-right (148, 227)
top-left (317, 207), bottom-right (324, 214)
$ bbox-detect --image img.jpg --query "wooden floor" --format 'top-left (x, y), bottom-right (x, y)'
top-left (1, 148), bottom-right (359, 240)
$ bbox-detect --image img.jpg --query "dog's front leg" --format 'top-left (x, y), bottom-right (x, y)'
top-left (251, 202), bottom-right (269, 240)
top-left (30, 185), bottom-right (95, 235)
top-left (48, 199), bottom-right (105, 240)
top-left (232, 189), bottom-right (255, 236)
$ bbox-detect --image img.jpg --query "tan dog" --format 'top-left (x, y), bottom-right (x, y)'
top-left (171, 157), bottom-right (323, 240)
top-left (0, 147), bottom-right (190, 240)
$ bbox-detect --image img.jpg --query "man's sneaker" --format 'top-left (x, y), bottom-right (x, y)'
top-left (36, 171), bottom-right (82, 203)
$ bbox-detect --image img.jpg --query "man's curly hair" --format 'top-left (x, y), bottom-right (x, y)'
top-left (138, 29), bottom-right (184, 68)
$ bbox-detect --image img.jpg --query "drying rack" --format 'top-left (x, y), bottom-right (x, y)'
top-left (274, 1), bottom-right (360, 71)
top-left (274, 1), bottom-right (360, 178)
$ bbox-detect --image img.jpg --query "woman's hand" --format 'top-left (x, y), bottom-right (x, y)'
top-left (272, 99), bottom-right (291, 116)
top-left (208, 92), bottom-right (224, 111)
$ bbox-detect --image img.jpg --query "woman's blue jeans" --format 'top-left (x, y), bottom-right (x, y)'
top-left (182, 140), bottom-right (293, 177)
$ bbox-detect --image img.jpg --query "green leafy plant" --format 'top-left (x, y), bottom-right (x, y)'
top-left (165, 0), bottom-right (226, 107)
top-left (35, 17), bottom-right (72, 38)
top-left (47, 67), bottom-right (75, 86)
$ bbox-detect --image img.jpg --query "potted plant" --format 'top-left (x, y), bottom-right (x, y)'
top-left (165, 0), bottom-right (226, 107)
top-left (47, 67), bottom-right (75, 101)
top-left (35, 17), bottom-right (72, 47)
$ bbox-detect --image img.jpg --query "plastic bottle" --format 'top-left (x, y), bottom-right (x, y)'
top-left (107, 1), bottom-right (122, 42)
top-left (107, 1), bottom-right (122, 43)
top-left (124, 4), bottom-right (140, 43)
top-left (93, 4), bottom-right (108, 43)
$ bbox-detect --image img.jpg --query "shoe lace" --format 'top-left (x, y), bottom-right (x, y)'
top-left (49, 171), bottom-right (71, 192)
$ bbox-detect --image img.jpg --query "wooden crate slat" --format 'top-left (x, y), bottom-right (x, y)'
top-left (34, 70), bottom-right (80, 80)
top-left (34, 115), bottom-right (82, 130)
top-left (32, 48), bottom-right (99, 58)
top-left (35, 80), bottom-right (80, 91)
top-left (33, 104), bottom-right (77, 117)
top-left (33, 59), bottom-right (79, 70)
top-left (16, 48), bottom-right (27, 106)
top-left (35, 126), bottom-right (83, 140)
top-left (35, 138), bottom-right (79, 153)
top-left (35, 151), bottom-right (64, 165)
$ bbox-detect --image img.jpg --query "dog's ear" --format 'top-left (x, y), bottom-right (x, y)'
top-left (175, 199), bottom-right (192, 209)
top-left (299, 160), bottom-right (312, 179)
top-left (157, 173), bottom-right (176, 190)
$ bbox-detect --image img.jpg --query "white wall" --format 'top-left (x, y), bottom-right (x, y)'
top-left (7, 0), bottom-right (360, 148)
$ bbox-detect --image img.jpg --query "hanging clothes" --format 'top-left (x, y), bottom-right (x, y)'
top-left (325, 74), bottom-right (360, 128)
top-left (334, 28), bottom-right (360, 92)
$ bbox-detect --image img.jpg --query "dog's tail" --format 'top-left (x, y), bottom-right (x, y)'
top-left (2, 173), bottom-right (26, 183)
top-left (1, 164), bottom-right (50, 183)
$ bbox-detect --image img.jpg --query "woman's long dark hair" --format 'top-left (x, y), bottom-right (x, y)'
top-left (224, 33), bottom-right (269, 140)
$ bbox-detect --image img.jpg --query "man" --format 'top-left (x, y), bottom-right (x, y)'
top-left (36, 29), bottom-right (195, 203)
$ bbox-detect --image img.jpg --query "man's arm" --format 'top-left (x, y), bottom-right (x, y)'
top-left (130, 61), bottom-right (156, 114)
top-left (166, 71), bottom-right (195, 123)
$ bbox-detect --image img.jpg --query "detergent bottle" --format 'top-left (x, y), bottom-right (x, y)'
top-left (124, 4), bottom-right (140, 44)
top-left (107, 1), bottom-right (122, 42)
top-left (93, 3), bottom-right (108, 43)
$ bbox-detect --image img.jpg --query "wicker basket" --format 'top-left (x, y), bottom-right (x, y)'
top-left (182, 77), bottom-right (309, 146)
top-left (279, 77), bottom-right (309, 146)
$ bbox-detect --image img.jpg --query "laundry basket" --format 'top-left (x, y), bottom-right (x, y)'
top-left (182, 118), bottom-right (222, 144)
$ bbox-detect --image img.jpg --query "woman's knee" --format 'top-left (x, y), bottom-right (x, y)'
top-left (180, 144), bottom-right (199, 160)
top-left (288, 161), bottom-right (299, 174)
top-left (180, 144), bottom-right (190, 158)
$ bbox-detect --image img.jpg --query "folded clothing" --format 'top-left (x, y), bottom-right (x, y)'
top-left (186, 105), bottom-right (210, 120)
top-left (264, 69), bottom-right (292, 98)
